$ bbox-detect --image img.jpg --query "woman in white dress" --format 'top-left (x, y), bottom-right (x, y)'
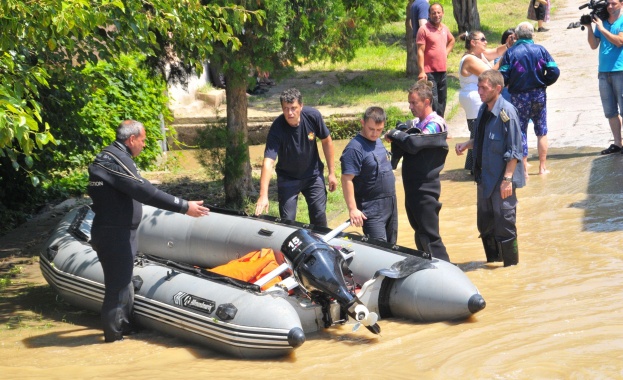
top-left (458, 30), bottom-right (514, 172)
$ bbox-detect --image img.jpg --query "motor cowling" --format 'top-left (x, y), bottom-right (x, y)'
top-left (281, 229), bottom-right (355, 308)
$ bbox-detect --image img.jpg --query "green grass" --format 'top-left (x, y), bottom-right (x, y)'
top-left (0, 265), bottom-right (23, 290)
top-left (268, 0), bottom-right (560, 121)
top-left (244, 0), bottom-right (563, 224)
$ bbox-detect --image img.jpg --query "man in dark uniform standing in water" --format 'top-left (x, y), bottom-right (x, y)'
top-left (340, 106), bottom-right (398, 244)
top-left (385, 81), bottom-right (450, 261)
top-left (254, 88), bottom-right (337, 226)
top-left (88, 120), bottom-right (210, 342)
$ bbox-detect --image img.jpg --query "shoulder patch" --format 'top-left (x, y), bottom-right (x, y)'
top-left (500, 109), bottom-right (510, 123)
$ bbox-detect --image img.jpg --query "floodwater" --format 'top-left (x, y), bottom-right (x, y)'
top-left (2, 140), bottom-right (622, 379)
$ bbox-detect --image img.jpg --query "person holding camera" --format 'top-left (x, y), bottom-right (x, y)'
top-left (340, 107), bottom-right (398, 244)
top-left (585, 0), bottom-right (623, 155)
top-left (384, 81), bottom-right (450, 262)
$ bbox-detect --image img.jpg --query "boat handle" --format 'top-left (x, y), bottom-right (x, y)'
top-left (258, 228), bottom-right (274, 237)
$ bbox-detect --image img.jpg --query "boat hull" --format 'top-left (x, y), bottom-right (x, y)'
top-left (41, 207), bottom-right (306, 358)
top-left (138, 205), bottom-right (485, 322)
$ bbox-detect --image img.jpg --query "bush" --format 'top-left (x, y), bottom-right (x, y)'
top-left (0, 54), bottom-right (173, 234)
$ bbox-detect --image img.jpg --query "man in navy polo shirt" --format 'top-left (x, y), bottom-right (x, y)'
top-left (340, 106), bottom-right (397, 243)
top-left (254, 88), bottom-right (337, 227)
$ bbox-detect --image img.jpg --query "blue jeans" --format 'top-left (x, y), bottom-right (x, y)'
top-left (277, 175), bottom-right (328, 227)
top-left (598, 71), bottom-right (623, 118)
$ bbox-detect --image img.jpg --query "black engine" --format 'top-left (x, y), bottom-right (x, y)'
top-left (281, 229), bottom-right (381, 334)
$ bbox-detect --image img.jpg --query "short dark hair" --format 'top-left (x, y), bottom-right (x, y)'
top-left (363, 106), bottom-right (386, 123)
top-left (478, 69), bottom-right (504, 88)
top-left (408, 80), bottom-right (434, 103)
top-left (429, 2), bottom-right (444, 13)
top-left (116, 120), bottom-right (144, 141)
top-left (280, 88), bottom-right (303, 105)
top-left (501, 28), bottom-right (515, 45)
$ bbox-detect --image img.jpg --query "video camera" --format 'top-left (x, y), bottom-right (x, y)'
top-left (579, 0), bottom-right (609, 30)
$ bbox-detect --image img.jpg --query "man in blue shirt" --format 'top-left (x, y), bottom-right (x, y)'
top-left (585, 0), bottom-right (623, 155)
top-left (410, 0), bottom-right (430, 38)
top-left (340, 107), bottom-right (397, 244)
top-left (254, 88), bottom-right (337, 227)
top-left (455, 70), bottom-right (525, 267)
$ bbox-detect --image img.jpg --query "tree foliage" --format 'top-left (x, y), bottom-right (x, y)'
top-left (0, 1), bottom-right (254, 228)
top-left (206, 0), bottom-right (401, 206)
top-left (0, 0), bottom-right (249, 182)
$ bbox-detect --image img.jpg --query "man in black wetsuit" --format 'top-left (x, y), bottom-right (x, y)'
top-left (384, 81), bottom-right (450, 261)
top-left (88, 120), bottom-right (210, 343)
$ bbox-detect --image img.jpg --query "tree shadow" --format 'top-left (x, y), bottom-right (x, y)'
top-left (569, 154), bottom-right (623, 232)
top-left (0, 281), bottom-right (101, 333)
top-left (247, 67), bottom-right (462, 113)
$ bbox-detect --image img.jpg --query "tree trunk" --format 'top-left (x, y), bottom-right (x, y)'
top-left (452, 0), bottom-right (481, 35)
top-left (405, 1), bottom-right (419, 77)
top-left (223, 73), bottom-right (254, 208)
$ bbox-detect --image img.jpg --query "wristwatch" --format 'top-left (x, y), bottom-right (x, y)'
top-left (502, 176), bottom-right (513, 182)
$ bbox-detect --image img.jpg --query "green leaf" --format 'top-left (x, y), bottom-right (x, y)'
top-left (47, 39), bottom-right (57, 50)
top-left (30, 174), bottom-right (40, 187)
top-left (24, 155), bottom-right (34, 168)
top-left (35, 132), bottom-right (49, 148)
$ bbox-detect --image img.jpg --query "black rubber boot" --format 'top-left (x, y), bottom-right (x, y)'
top-left (498, 237), bottom-right (519, 267)
top-left (102, 282), bottom-right (133, 342)
top-left (481, 235), bottom-right (501, 262)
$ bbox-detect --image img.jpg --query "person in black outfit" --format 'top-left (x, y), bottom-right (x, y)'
top-left (88, 120), bottom-right (210, 342)
top-left (385, 81), bottom-right (450, 261)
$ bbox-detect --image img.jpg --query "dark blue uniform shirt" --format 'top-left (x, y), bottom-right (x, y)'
top-left (264, 106), bottom-right (330, 180)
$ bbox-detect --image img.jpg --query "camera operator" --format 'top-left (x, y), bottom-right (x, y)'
top-left (585, 0), bottom-right (623, 155)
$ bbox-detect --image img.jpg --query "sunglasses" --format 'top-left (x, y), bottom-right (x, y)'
top-left (479, 37), bottom-right (487, 42)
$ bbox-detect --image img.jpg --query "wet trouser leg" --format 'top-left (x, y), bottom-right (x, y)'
top-left (360, 195), bottom-right (398, 245)
top-left (404, 181), bottom-right (449, 262)
top-left (92, 226), bottom-right (136, 342)
top-left (477, 184), bottom-right (519, 266)
top-left (481, 234), bottom-right (501, 262)
top-left (278, 175), bottom-right (328, 227)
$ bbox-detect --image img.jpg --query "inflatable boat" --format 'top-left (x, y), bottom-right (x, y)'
top-left (40, 205), bottom-right (486, 358)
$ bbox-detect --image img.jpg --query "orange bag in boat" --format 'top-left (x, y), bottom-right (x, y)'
top-left (208, 248), bottom-right (282, 291)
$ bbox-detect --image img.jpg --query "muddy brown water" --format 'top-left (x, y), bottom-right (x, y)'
top-left (1, 140), bottom-right (622, 379)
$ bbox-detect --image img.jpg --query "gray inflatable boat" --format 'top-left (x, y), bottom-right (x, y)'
top-left (40, 205), bottom-right (486, 359)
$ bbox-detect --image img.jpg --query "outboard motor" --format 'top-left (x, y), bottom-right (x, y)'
top-left (281, 229), bottom-right (380, 334)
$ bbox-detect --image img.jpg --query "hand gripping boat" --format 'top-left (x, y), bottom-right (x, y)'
top-left (40, 205), bottom-right (485, 358)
